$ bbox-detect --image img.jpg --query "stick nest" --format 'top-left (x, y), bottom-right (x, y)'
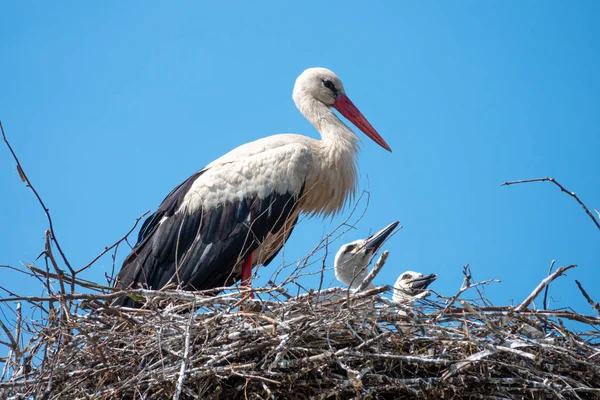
top-left (1, 273), bottom-right (599, 400)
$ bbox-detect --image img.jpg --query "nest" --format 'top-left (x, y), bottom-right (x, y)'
top-left (1, 260), bottom-right (599, 400)
top-left (1, 129), bottom-right (599, 399)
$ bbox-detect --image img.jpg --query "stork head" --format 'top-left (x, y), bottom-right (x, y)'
top-left (334, 221), bottom-right (400, 288)
top-left (393, 271), bottom-right (437, 304)
top-left (293, 67), bottom-right (392, 152)
top-left (293, 67), bottom-right (346, 107)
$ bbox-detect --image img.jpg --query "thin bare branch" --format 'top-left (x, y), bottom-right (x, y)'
top-left (575, 280), bottom-right (600, 316)
top-left (514, 264), bottom-right (577, 312)
top-left (173, 301), bottom-right (195, 400)
top-left (1, 120), bottom-right (76, 273)
top-left (502, 177), bottom-right (600, 231)
top-left (77, 210), bottom-right (150, 275)
top-left (356, 251), bottom-right (389, 292)
top-left (435, 264), bottom-right (500, 321)
top-left (543, 259), bottom-right (556, 311)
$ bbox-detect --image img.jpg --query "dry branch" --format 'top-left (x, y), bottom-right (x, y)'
top-left (356, 250), bottom-right (389, 291)
top-left (1, 121), bottom-right (76, 279)
top-left (514, 264), bottom-right (577, 312)
top-left (543, 259), bottom-right (556, 311)
top-left (502, 177), bottom-right (600, 231)
top-left (575, 280), bottom-right (600, 316)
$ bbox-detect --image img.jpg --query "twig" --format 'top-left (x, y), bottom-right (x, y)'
top-left (0, 318), bottom-right (18, 364)
top-left (575, 280), bottom-right (600, 316)
top-left (514, 264), bottom-right (577, 312)
top-left (77, 210), bottom-right (150, 274)
top-left (26, 265), bottom-right (110, 291)
top-left (442, 307), bottom-right (600, 325)
top-left (543, 260), bottom-right (556, 311)
top-left (317, 235), bottom-right (329, 295)
top-left (461, 264), bottom-right (472, 289)
top-left (43, 230), bottom-right (72, 318)
top-left (14, 303), bottom-right (22, 374)
top-left (267, 281), bottom-right (292, 300)
top-left (173, 301), bottom-right (195, 400)
top-left (356, 251), bottom-right (389, 292)
top-left (271, 189), bottom-right (371, 287)
top-left (1, 121), bottom-right (76, 274)
top-left (502, 177), bottom-right (600, 231)
top-left (232, 371), bottom-right (280, 385)
top-left (44, 230), bottom-right (68, 296)
top-left (436, 272), bottom-right (499, 321)
top-left (0, 286), bottom-right (275, 305)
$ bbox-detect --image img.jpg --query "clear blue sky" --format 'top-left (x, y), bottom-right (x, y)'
top-left (1, 2), bottom-right (599, 322)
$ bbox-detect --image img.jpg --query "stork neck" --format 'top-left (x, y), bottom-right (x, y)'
top-left (302, 99), bottom-right (359, 155)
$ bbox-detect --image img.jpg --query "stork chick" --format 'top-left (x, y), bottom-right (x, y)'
top-left (334, 221), bottom-right (399, 288)
top-left (393, 271), bottom-right (437, 304)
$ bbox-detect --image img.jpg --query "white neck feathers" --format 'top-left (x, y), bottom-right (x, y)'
top-left (297, 98), bottom-right (360, 217)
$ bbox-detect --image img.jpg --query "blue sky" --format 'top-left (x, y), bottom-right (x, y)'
top-left (1, 1), bottom-right (599, 325)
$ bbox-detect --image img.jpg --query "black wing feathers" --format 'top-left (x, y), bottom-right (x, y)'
top-left (136, 170), bottom-right (205, 244)
top-left (114, 169), bottom-right (304, 307)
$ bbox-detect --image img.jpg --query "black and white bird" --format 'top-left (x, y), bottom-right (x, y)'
top-left (392, 271), bottom-right (437, 304)
top-left (114, 67), bottom-right (391, 306)
top-left (334, 221), bottom-right (399, 288)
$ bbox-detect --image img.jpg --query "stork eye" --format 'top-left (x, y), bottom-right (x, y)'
top-left (401, 273), bottom-right (412, 280)
top-left (322, 79), bottom-right (337, 92)
top-left (344, 244), bottom-right (356, 253)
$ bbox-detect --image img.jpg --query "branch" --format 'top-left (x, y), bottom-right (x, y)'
top-left (356, 251), bottom-right (389, 292)
top-left (0, 286), bottom-right (276, 305)
top-left (435, 265), bottom-right (500, 321)
top-left (26, 265), bottom-right (110, 292)
top-left (173, 300), bottom-right (195, 400)
top-left (1, 121), bottom-right (75, 273)
top-left (543, 260), bottom-right (555, 311)
top-left (501, 177), bottom-right (600, 231)
top-left (0, 319), bottom-right (18, 358)
top-left (514, 264), bottom-right (577, 312)
top-left (575, 280), bottom-right (600, 316)
top-left (44, 230), bottom-right (68, 296)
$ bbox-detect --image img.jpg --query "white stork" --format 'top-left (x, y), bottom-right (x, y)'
top-left (334, 221), bottom-right (400, 288)
top-left (392, 271), bottom-right (437, 304)
top-left (114, 67), bottom-right (391, 306)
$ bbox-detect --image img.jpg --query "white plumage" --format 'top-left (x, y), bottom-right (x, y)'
top-left (333, 222), bottom-right (437, 306)
top-left (393, 271), bottom-right (437, 305)
top-left (334, 221), bottom-right (400, 288)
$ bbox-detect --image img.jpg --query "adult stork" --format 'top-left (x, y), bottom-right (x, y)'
top-left (114, 67), bottom-right (391, 307)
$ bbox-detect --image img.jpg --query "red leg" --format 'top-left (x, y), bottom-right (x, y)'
top-left (241, 254), bottom-right (254, 298)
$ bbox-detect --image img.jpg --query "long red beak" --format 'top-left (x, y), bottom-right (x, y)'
top-left (333, 95), bottom-right (391, 152)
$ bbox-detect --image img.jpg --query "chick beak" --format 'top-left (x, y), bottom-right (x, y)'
top-left (363, 221), bottom-right (400, 254)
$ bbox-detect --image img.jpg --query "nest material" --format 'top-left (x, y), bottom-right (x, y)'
top-left (1, 281), bottom-right (599, 400)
